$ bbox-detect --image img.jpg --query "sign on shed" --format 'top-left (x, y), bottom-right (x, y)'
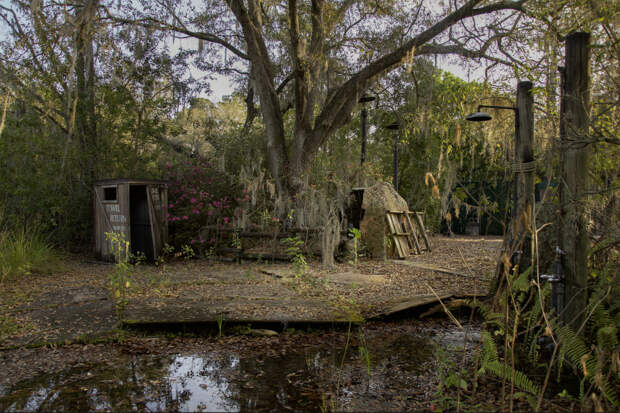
top-left (94, 179), bottom-right (168, 261)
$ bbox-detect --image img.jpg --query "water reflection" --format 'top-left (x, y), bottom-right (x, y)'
top-left (0, 329), bottom-right (443, 412)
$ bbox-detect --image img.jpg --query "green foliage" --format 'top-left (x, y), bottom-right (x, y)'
top-left (466, 262), bottom-right (619, 411)
top-left (552, 290), bottom-right (619, 408)
top-left (348, 228), bottom-right (362, 266)
top-left (0, 213), bottom-right (60, 282)
top-left (105, 232), bottom-right (134, 320)
top-left (154, 243), bottom-right (175, 267)
top-left (216, 313), bottom-right (224, 338)
top-left (180, 244), bottom-right (195, 260)
top-left (282, 235), bottom-right (308, 278)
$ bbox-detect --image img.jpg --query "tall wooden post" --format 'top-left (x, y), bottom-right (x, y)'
top-left (559, 32), bottom-right (590, 330)
top-left (515, 81), bottom-right (535, 270)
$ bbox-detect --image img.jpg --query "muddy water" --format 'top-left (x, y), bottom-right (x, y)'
top-left (0, 324), bottom-right (475, 412)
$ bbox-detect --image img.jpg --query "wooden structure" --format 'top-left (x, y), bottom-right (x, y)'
top-left (386, 210), bottom-right (431, 258)
top-left (94, 179), bottom-right (168, 261)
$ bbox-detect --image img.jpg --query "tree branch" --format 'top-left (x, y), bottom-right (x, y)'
top-left (105, 13), bottom-right (249, 60)
top-left (304, 0), bottom-right (528, 164)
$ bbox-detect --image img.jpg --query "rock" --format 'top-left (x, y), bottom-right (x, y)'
top-left (247, 328), bottom-right (279, 337)
top-left (359, 182), bottom-right (409, 258)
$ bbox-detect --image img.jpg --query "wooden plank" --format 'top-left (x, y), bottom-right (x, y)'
top-left (146, 186), bottom-right (162, 259)
top-left (380, 293), bottom-right (453, 316)
top-left (404, 211), bottom-right (422, 254)
top-left (396, 214), bottom-right (411, 257)
top-left (397, 214), bottom-right (414, 253)
top-left (386, 213), bottom-right (409, 258)
top-left (390, 260), bottom-right (476, 278)
top-left (413, 212), bottom-right (432, 252)
top-left (122, 297), bottom-right (353, 324)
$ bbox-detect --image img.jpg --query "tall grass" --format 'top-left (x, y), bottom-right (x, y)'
top-left (0, 209), bottom-right (60, 282)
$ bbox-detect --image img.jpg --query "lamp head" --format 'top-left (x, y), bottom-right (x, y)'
top-left (358, 95), bottom-right (376, 104)
top-left (386, 121), bottom-right (400, 130)
top-left (465, 111), bottom-right (493, 122)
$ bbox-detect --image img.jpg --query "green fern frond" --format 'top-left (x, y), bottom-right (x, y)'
top-left (599, 379), bottom-right (619, 408)
top-left (481, 330), bottom-right (499, 362)
top-left (512, 266), bottom-right (532, 292)
top-left (596, 325), bottom-right (617, 352)
top-left (484, 360), bottom-right (541, 396)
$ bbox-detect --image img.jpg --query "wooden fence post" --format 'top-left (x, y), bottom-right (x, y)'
top-left (515, 81), bottom-right (535, 270)
top-left (559, 32), bottom-right (590, 330)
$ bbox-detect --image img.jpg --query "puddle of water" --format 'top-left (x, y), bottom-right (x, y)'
top-left (0, 328), bottom-right (465, 412)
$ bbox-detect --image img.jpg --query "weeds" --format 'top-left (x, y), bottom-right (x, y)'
top-left (105, 232), bottom-right (134, 321)
top-left (358, 329), bottom-right (372, 379)
top-left (348, 228), bottom-right (361, 266)
top-left (180, 244), bottom-right (195, 260)
top-left (0, 226), bottom-right (60, 283)
top-left (282, 235), bottom-right (308, 278)
top-left (216, 313), bottom-right (224, 338)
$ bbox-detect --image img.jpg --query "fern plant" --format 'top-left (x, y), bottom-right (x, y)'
top-left (468, 261), bottom-right (619, 412)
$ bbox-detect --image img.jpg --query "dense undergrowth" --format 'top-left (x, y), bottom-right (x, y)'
top-left (432, 253), bottom-right (619, 412)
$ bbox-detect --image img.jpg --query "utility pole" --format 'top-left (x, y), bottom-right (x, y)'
top-left (559, 32), bottom-right (591, 331)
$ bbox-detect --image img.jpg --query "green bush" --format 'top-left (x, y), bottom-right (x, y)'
top-left (0, 227), bottom-right (61, 282)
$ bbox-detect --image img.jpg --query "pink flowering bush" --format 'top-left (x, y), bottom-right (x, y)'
top-left (165, 159), bottom-right (243, 252)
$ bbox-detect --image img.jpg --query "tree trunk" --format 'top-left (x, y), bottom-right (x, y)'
top-left (559, 32), bottom-right (590, 331)
top-left (225, 0), bottom-right (526, 198)
top-left (74, 0), bottom-right (98, 183)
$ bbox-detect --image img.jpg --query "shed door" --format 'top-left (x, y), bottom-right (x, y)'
top-left (147, 185), bottom-right (164, 258)
top-left (130, 185), bottom-right (154, 260)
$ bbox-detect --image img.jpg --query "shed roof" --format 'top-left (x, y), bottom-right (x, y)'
top-left (94, 178), bottom-right (169, 186)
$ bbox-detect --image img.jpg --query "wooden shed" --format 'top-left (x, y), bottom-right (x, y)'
top-left (94, 179), bottom-right (168, 261)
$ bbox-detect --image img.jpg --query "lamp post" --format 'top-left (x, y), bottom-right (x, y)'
top-left (465, 81), bottom-right (535, 272)
top-left (386, 121), bottom-right (400, 192)
top-left (359, 95), bottom-right (376, 166)
top-left (466, 103), bottom-right (519, 235)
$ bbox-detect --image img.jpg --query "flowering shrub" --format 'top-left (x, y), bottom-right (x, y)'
top-left (165, 159), bottom-right (247, 252)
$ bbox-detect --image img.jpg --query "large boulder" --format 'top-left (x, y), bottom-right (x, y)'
top-left (359, 182), bottom-right (409, 258)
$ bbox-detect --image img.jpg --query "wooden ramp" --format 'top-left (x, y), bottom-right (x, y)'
top-left (373, 293), bottom-right (453, 317)
top-left (122, 293), bottom-right (461, 326)
top-left (122, 297), bottom-right (354, 325)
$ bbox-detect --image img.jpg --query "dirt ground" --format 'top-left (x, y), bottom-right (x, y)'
top-left (0, 235), bottom-right (501, 349)
top-left (122, 235), bottom-right (501, 324)
top-left (1, 235), bottom-right (577, 411)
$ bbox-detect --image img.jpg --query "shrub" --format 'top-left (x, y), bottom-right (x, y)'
top-left (165, 159), bottom-right (244, 252)
top-left (0, 227), bottom-right (61, 282)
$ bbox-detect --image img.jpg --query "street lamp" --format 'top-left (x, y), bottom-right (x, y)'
top-left (359, 95), bottom-right (376, 166)
top-left (465, 103), bottom-right (519, 226)
top-left (386, 121), bottom-right (400, 192)
top-left (465, 81), bottom-right (535, 273)
top-left (465, 104), bottom-right (517, 122)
